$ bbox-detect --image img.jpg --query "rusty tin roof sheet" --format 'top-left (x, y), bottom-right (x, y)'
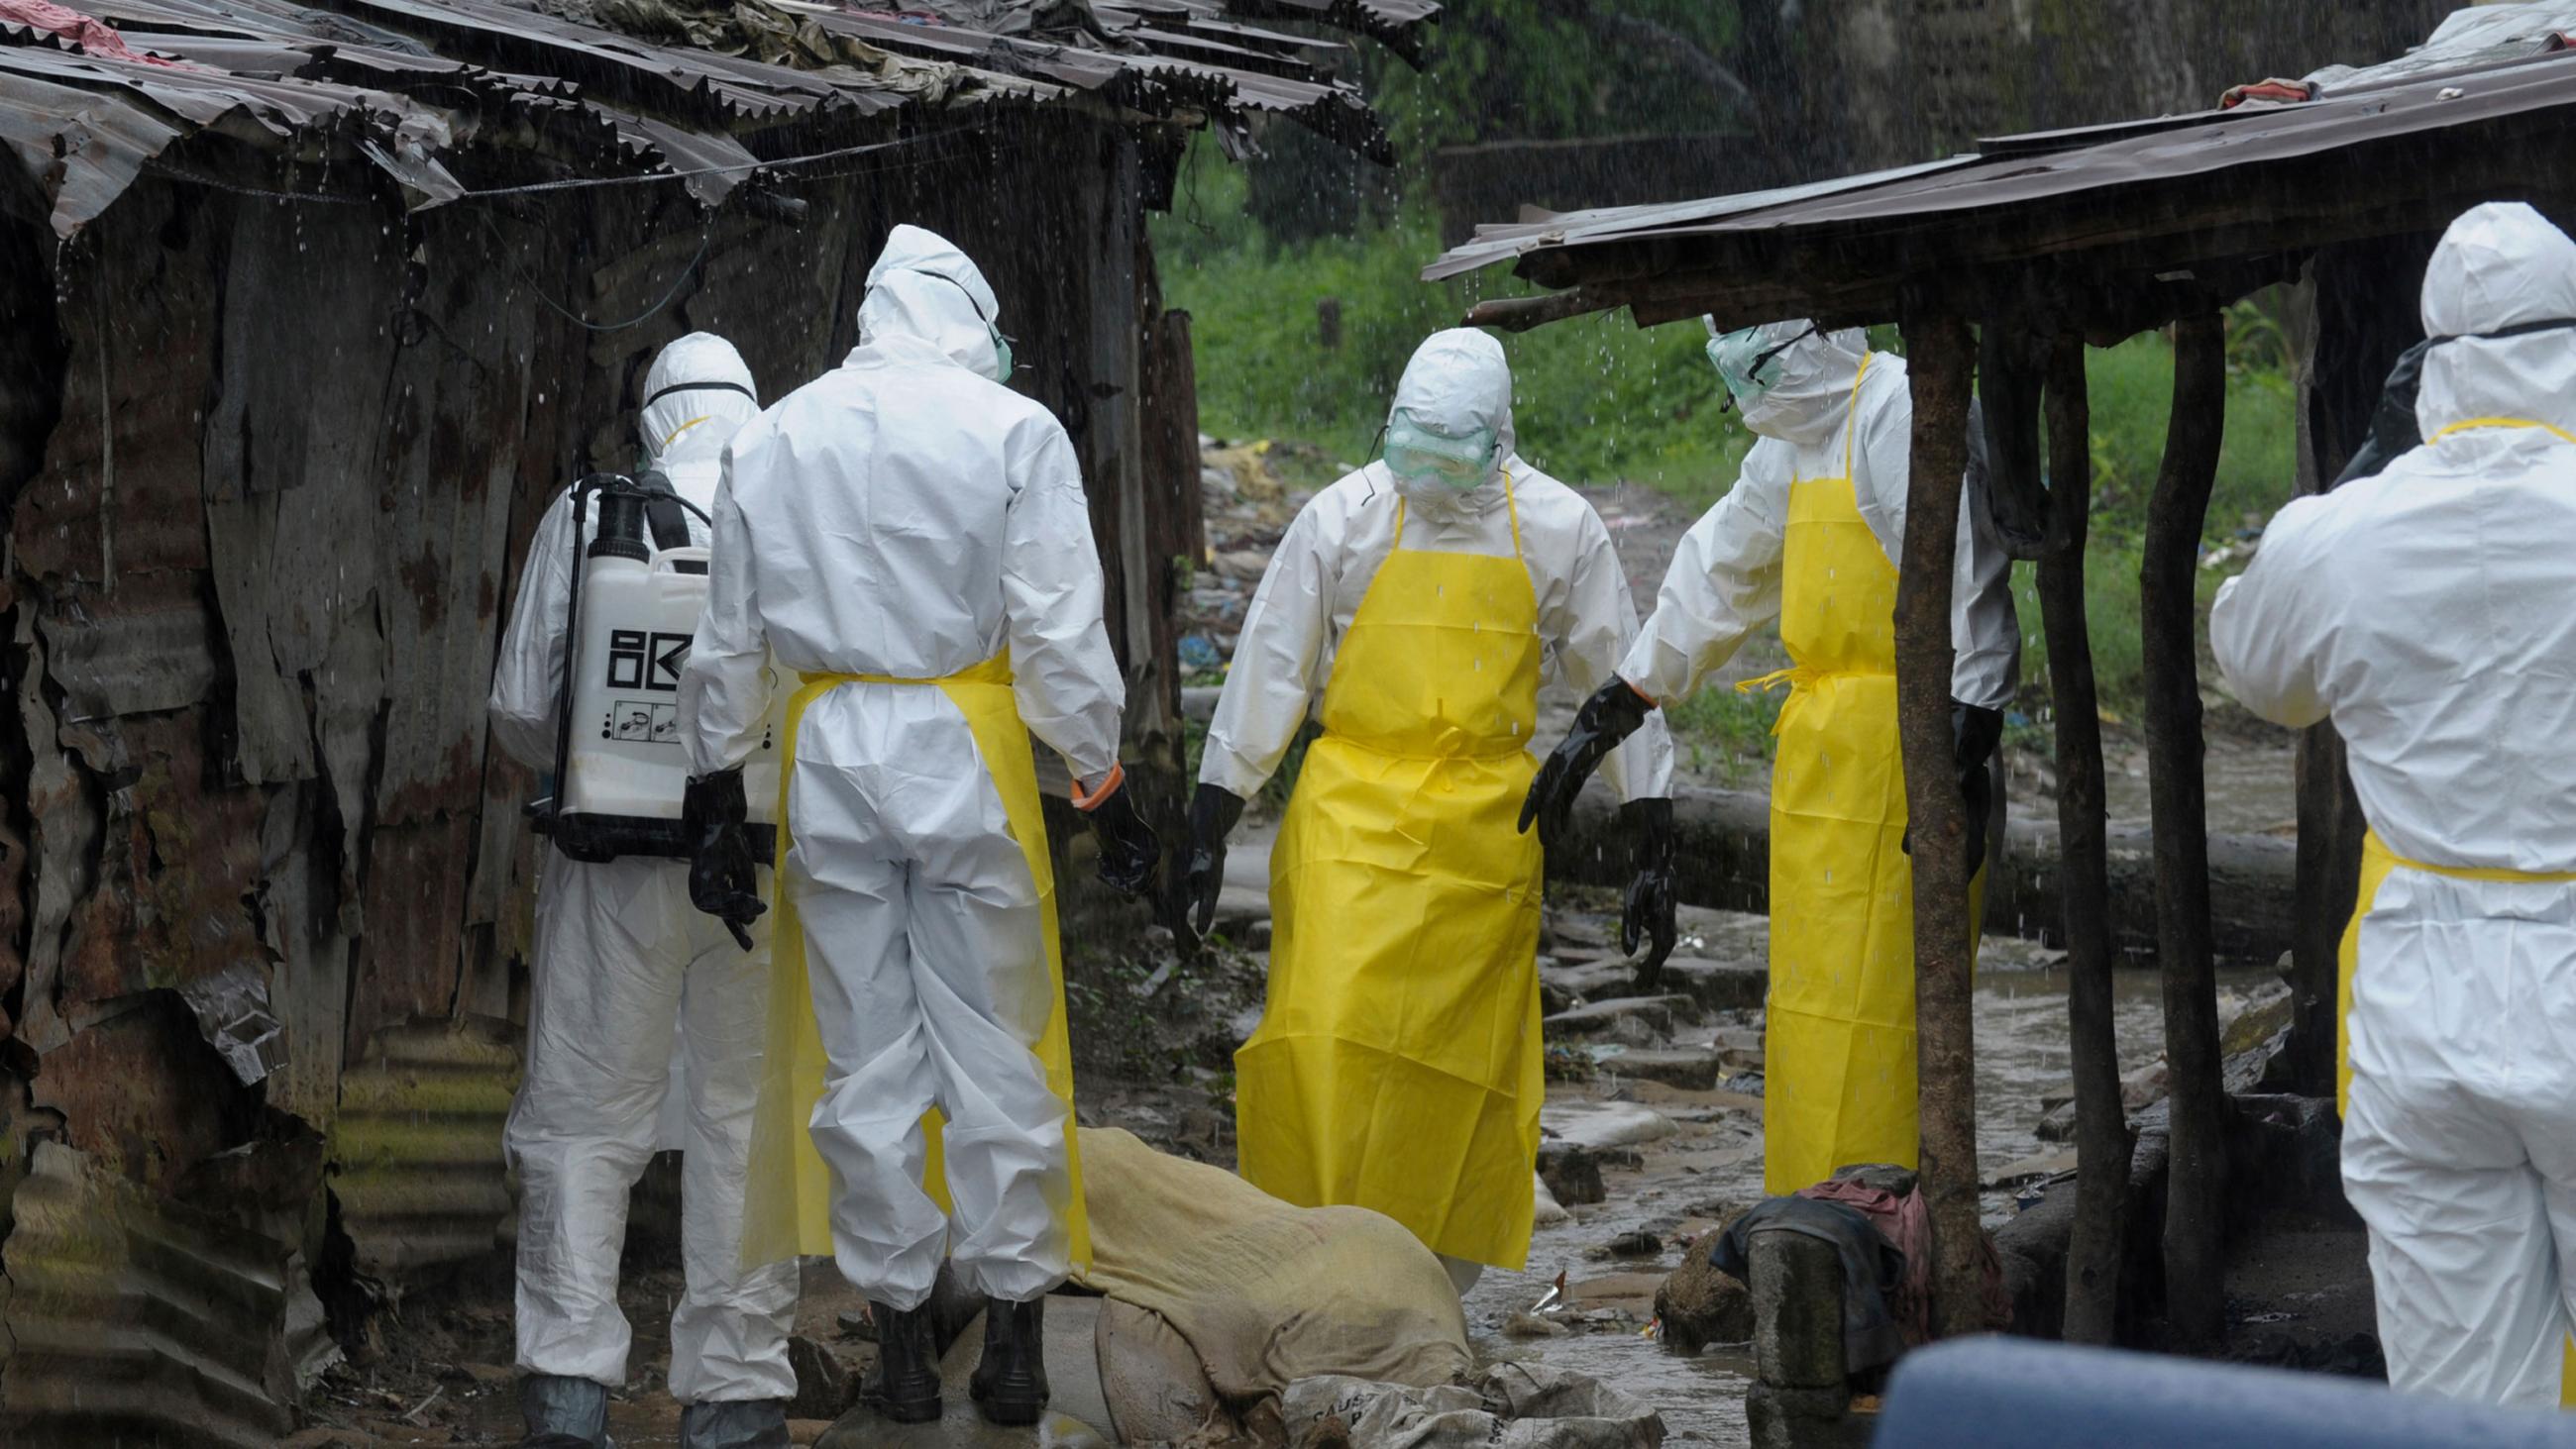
top-left (1432, 45), bottom-right (2576, 331)
top-left (2, 0), bottom-right (1436, 236)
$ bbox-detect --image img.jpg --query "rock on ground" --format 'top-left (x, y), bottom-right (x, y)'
top-left (1657, 1253), bottom-right (1755, 1351)
top-left (789, 1333), bottom-right (858, 1420)
top-left (1539, 1143), bottom-right (1607, 1207)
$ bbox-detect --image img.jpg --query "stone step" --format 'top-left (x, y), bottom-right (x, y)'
top-left (1661, 956), bottom-right (1768, 1013)
top-left (1543, 994), bottom-right (1698, 1038)
top-left (1597, 1046), bottom-right (1724, 1090)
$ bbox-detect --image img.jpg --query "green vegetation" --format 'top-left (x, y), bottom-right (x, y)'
top-left (1157, 144), bottom-right (1752, 501)
top-left (1664, 683), bottom-right (1782, 785)
top-left (2011, 322), bottom-right (2297, 712)
top-left (1162, 168), bottom-right (2301, 722)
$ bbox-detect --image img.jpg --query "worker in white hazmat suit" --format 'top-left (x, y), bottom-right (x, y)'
top-left (1181, 329), bottom-right (1677, 1294)
top-left (2211, 200), bottom-right (2576, 1409)
top-left (1522, 320), bottom-right (2018, 1198)
top-left (678, 224), bottom-right (1158, 1429)
top-left (489, 332), bottom-right (799, 1449)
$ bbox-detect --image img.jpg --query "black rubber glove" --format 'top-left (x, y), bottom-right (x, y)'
top-left (1902, 702), bottom-right (2004, 878)
top-left (684, 768), bottom-right (764, 951)
top-left (1181, 782), bottom-right (1246, 940)
top-left (1520, 677), bottom-right (1656, 846)
top-left (1955, 702), bottom-right (2002, 879)
top-left (1620, 796), bottom-right (1678, 989)
top-left (1084, 778), bottom-right (1161, 899)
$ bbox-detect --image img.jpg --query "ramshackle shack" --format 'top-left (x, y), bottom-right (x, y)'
top-left (0, 0), bottom-right (1431, 1439)
top-left (1433, 4), bottom-right (2576, 1379)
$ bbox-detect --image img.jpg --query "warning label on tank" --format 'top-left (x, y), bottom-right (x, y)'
top-left (614, 701), bottom-right (656, 740)
top-left (608, 629), bottom-right (692, 691)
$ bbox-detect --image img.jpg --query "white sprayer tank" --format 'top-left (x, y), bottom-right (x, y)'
top-left (560, 480), bottom-right (785, 849)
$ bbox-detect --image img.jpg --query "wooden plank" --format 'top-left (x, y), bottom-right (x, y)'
top-left (2142, 314), bottom-right (2228, 1351)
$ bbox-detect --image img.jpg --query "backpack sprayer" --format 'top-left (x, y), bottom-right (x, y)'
top-left (529, 470), bottom-right (782, 864)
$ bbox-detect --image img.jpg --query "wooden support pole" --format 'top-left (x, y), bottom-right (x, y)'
top-left (1894, 308), bottom-right (1984, 1338)
top-left (2043, 334), bottom-right (2127, 1345)
top-left (2285, 240), bottom-right (2427, 1098)
top-left (2142, 314), bottom-right (2229, 1351)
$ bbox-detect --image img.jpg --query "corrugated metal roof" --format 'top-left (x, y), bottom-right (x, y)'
top-left (1, 0), bottom-right (1436, 236)
top-left (0, 1142), bottom-right (301, 1448)
top-left (327, 1016), bottom-right (520, 1281)
top-left (1435, 42), bottom-right (2576, 333)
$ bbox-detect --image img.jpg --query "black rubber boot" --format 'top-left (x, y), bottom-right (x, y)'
top-left (521, 1374), bottom-right (612, 1448)
top-left (968, 1295), bottom-right (1049, 1427)
top-left (678, 1398), bottom-right (790, 1449)
top-left (863, 1300), bottom-right (944, 1424)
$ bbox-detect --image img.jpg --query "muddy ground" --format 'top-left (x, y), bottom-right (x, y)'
top-left (296, 455), bottom-right (2342, 1446)
top-left (304, 864), bottom-right (2360, 1448)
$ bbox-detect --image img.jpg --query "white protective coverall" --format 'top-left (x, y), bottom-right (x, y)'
top-left (2211, 200), bottom-right (2576, 1408)
top-left (489, 332), bottom-right (798, 1403)
top-left (1618, 325), bottom-right (2019, 712)
top-left (1206, 331), bottom-right (1675, 1284)
top-left (680, 225), bottom-right (1124, 1311)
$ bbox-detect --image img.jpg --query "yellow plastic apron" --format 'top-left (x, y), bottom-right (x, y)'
top-left (1746, 355), bottom-right (1985, 1197)
top-left (2335, 829), bottom-right (2576, 1403)
top-left (1235, 476), bottom-right (1548, 1271)
top-left (738, 653), bottom-right (1090, 1274)
top-left (2327, 417), bottom-right (2576, 1406)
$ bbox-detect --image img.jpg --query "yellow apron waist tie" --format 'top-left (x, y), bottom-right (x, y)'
top-left (741, 650), bottom-right (1091, 1274)
top-left (1735, 664), bottom-right (1890, 736)
top-left (2364, 830), bottom-right (2576, 885)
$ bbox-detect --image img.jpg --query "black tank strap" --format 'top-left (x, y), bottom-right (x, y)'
top-left (633, 469), bottom-right (694, 552)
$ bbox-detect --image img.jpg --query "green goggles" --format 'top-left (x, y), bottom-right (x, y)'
top-left (1383, 414), bottom-right (1497, 489)
top-left (1706, 322), bottom-right (1819, 408)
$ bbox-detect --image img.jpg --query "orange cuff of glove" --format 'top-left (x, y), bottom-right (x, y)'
top-left (1627, 678), bottom-right (1658, 708)
top-left (1071, 762), bottom-right (1125, 811)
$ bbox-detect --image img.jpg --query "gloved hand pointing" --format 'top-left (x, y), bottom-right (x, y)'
top-left (1181, 782), bottom-right (1246, 940)
top-left (1521, 677), bottom-right (1657, 846)
top-left (684, 767), bottom-right (766, 951)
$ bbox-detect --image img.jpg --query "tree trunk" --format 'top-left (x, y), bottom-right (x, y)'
top-left (2143, 314), bottom-right (2229, 1351)
top-left (1895, 310), bottom-right (1985, 1337)
top-left (2044, 334), bottom-right (2127, 1346)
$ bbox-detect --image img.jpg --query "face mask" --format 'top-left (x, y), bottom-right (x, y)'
top-left (1384, 412), bottom-right (1497, 490)
top-left (991, 331), bottom-right (1014, 386)
top-left (1707, 322), bottom-right (1819, 410)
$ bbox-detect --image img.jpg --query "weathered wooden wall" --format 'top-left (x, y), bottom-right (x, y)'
top-left (0, 105), bottom-right (1193, 1443)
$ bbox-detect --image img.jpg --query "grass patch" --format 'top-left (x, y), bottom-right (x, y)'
top-left (1156, 142), bottom-right (1752, 499)
top-left (2010, 328), bottom-right (2298, 712)
top-left (1664, 684), bottom-right (1782, 785)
